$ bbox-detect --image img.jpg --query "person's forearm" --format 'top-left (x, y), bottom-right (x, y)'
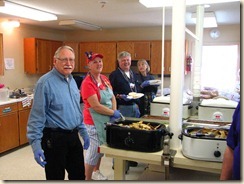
top-left (92, 104), bottom-right (114, 116)
top-left (220, 146), bottom-right (234, 180)
top-left (111, 95), bottom-right (117, 110)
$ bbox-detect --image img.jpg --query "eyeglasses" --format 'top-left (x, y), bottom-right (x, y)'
top-left (57, 58), bottom-right (75, 63)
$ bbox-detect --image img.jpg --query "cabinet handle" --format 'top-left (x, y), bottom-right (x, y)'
top-left (2, 107), bottom-right (12, 113)
top-left (169, 67), bottom-right (171, 71)
top-left (134, 53), bottom-right (137, 58)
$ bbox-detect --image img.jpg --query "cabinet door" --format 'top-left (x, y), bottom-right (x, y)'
top-left (150, 41), bottom-right (162, 74)
top-left (98, 42), bottom-right (117, 73)
top-left (0, 112), bottom-right (19, 153)
top-left (116, 42), bottom-right (134, 59)
top-left (24, 38), bottom-right (36, 74)
top-left (134, 42), bottom-right (150, 60)
top-left (51, 40), bottom-right (63, 70)
top-left (64, 42), bottom-right (80, 72)
top-left (164, 40), bottom-right (172, 75)
top-left (116, 41), bottom-right (150, 60)
top-left (18, 109), bottom-right (30, 145)
top-left (36, 39), bottom-right (53, 74)
top-left (0, 33), bottom-right (3, 76)
top-left (150, 40), bottom-right (171, 75)
top-left (24, 38), bottom-right (62, 74)
top-left (79, 42), bottom-right (98, 72)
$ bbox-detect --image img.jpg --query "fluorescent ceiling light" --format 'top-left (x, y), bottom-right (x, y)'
top-left (139, 0), bottom-right (240, 8)
top-left (1, 20), bottom-right (20, 28)
top-left (59, 20), bottom-right (102, 31)
top-left (192, 12), bottom-right (217, 28)
top-left (0, 1), bottom-right (57, 21)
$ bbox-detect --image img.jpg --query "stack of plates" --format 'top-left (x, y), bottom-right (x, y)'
top-left (127, 92), bottom-right (144, 99)
top-left (148, 80), bottom-right (161, 85)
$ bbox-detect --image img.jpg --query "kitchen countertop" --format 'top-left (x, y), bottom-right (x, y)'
top-left (0, 94), bottom-right (33, 106)
top-left (99, 144), bottom-right (222, 180)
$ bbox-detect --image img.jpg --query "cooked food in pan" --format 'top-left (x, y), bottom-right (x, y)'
top-left (117, 121), bottom-right (161, 131)
top-left (188, 128), bottom-right (228, 139)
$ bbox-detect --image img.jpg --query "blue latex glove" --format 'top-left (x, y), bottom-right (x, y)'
top-left (113, 110), bottom-right (121, 119)
top-left (135, 108), bottom-right (141, 118)
top-left (34, 149), bottom-right (47, 168)
top-left (141, 80), bottom-right (150, 88)
top-left (82, 135), bottom-right (90, 150)
top-left (109, 116), bottom-right (116, 122)
top-left (120, 94), bottom-right (131, 102)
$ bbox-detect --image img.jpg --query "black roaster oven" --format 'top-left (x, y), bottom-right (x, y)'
top-left (106, 120), bottom-right (171, 152)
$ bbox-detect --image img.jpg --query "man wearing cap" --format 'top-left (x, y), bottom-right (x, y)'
top-left (81, 52), bottom-right (120, 180)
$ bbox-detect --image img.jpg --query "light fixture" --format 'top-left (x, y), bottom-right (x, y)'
top-left (139, 0), bottom-right (240, 8)
top-left (0, 1), bottom-right (57, 21)
top-left (59, 20), bottom-right (102, 31)
top-left (1, 20), bottom-right (20, 28)
top-left (191, 12), bottom-right (217, 28)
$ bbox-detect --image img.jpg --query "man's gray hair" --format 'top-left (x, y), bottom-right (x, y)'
top-left (54, 45), bottom-right (75, 59)
top-left (117, 51), bottom-right (131, 61)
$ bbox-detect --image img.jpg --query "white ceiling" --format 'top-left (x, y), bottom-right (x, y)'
top-left (0, 0), bottom-right (241, 31)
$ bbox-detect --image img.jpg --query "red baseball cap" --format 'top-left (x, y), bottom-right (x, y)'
top-left (86, 52), bottom-right (103, 64)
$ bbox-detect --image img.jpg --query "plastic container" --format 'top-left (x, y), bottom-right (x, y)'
top-left (0, 88), bottom-right (9, 102)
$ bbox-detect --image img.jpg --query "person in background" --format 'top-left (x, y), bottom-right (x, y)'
top-left (136, 59), bottom-right (158, 116)
top-left (109, 51), bottom-right (140, 169)
top-left (81, 51), bottom-right (121, 180)
top-left (27, 46), bottom-right (90, 180)
top-left (109, 51), bottom-right (140, 118)
top-left (220, 101), bottom-right (240, 180)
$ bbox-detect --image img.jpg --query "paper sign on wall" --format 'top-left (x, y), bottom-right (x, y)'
top-left (4, 58), bottom-right (15, 70)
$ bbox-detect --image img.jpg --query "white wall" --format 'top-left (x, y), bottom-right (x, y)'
top-left (0, 24), bottom-right (66, 89)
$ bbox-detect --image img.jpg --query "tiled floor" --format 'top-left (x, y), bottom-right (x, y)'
top-left (0, 144), bottom-right (220, 181)
top-left (0, 144), bottom-right (148, 180)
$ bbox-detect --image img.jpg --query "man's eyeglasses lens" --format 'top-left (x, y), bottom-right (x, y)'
top-left (57, 58), bottom-right (75, 63)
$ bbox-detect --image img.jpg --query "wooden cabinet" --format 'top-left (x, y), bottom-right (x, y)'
top-left (18, 101), bottom-right (32, 145)
top-left (79, 42), bottom-right (98, 72)
top-left (164, 40), bottom-right (172, 75)
top-left (116, 41), bottom-right (134, 58)
top-left (98, 42), bottom-right (117, 73)
top-left (134, 42), bottom-right (151, 60)
top-left (150, 41), bottom-right (162, 75)
top-left (63, 42), bottom-right (80, 72)
top-left (0, 103), bottom-right (19, 153)
top-left (150, 40), bottom-right (189, 75)
top-left (150, 40), bottom-right (171, 75)
top-left (0, 33), bottom-right (3, 76)
top-left (117, 41), bottom-right (150, 60)
top-left (79, 42), bottom-right (117, 73)
top-left (0, 100), bottom-right (33, 153)
top-left (24, 38), bottom-right (63, 74)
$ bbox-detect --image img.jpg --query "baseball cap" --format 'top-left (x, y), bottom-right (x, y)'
top-left (85, 52), bottom-right (103, 64)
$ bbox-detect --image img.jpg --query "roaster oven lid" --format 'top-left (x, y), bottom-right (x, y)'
top-left (152, 95), bottom-right (191, 105)
top-left (200, 98), bottom-right (238, 108)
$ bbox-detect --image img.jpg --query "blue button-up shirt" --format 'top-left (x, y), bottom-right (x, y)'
top-left (27, 68), bottom-right (88, 152)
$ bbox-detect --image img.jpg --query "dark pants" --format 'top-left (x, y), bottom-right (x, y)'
top-left (42, 128), bottom-right (85, 180)
top-left (139, 92), bottom-right (156, 117)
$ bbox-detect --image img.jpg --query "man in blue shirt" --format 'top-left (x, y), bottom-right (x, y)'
top-left (220, 101), bottom-right (240, 180)
top-left (27, 45), bottom-right (90, 180)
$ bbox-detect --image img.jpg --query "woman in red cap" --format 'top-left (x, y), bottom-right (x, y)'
top-left (81, 52), bottom-right (121, 180)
